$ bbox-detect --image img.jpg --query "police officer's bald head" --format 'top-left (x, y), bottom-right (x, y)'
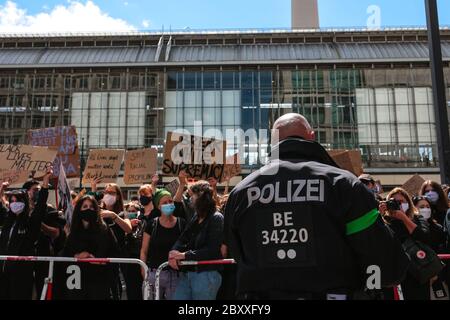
top-left (272, 113), bottom-right (315, 144)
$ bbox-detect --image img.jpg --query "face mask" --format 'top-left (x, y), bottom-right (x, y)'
top-left (419, 208), bottom-right (432, 220)
top-left (161, 203), bottom-right (176, 216)
top-left (425, 191), bottom-right (439, 204)
top-left (127, 212), bottom-right (138, 220)
top-left (401, 203), bottom-right (410, 213)
top-left (10, 202), bottom-right (25, 215)
top-left (31, 191), bottom-right (39, 203)
top-left (81, 209), bottom-right (98, 223)
top-left (103, 194), bottom-right (117, 207)
top-left (140, 196), bottom-right (152, 206)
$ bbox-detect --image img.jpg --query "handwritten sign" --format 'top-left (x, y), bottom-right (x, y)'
top-left (402, 174), bottom-right (426, 197)
top-left (123, 148), bottom-right (158, 185)
top-left (165, 179), bottom-right (180, 197)
top-left (329, 149), bottom-right (364, 177)
top-left (82, 149), bottom-right (125, 184)
top-left (0, 169), bottom-right (30, 186)
top-left (0, 145), bottom-right (58, 183)
top-left (28, 126), bottom-right (80, 179)
top-left (162, 132), bottom-right (227, 181)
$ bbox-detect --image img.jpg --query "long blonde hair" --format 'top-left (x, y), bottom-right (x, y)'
top-left (386, 187), bottom-right (418, 219)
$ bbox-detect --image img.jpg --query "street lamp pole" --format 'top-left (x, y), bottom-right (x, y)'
top-left (425, 0), bottom-right (450, 184)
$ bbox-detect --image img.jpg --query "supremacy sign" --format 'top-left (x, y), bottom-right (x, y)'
top-left (162, 132), bottom-right (227, 181)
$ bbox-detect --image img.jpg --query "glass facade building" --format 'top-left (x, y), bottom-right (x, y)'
top-left (0, 29), bottom-right (449, 183)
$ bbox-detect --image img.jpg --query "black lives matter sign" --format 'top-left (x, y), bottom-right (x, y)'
top-left (0, 145), bottom-right (58, 183)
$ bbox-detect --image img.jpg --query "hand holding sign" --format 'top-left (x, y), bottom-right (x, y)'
top-left (0, 181), bottom-right (10, 196)
top-left (179, 170), bottom-right (188, 185)
top-left (89, 177), bottom-right (102, 192)
top-left (42, 165), bottom-right (54, 188)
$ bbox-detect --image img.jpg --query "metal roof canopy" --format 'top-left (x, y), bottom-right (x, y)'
top-left (0, 42), bottom-right (449, 68)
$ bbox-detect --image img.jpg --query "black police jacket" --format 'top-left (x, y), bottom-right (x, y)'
top-left (224, 138), bottom-right (410, 295)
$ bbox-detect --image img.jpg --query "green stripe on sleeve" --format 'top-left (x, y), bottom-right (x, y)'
top-left (346, 208), bottom-right (380, 236)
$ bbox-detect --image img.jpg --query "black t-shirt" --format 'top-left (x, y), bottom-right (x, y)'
top-left (144, 217), bottom-right (186, 269)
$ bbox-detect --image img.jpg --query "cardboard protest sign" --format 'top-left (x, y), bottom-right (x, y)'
top-left (123, 148), bottom-right (158, 185)
top-left (0, 145), bottom-right (58, 183)
top-left (402, 174), bottom-right (426, 197)
top-left (165, 179), bottom-right (180, 197)
top-left (329, 149), bottom-right (363, 177)
top-left (221, 153), bottom-right (242, 182)
top-left (82, 149), bottom-right (125, 184)
top-left (28, 126), bottom-right (80, 179)
top-left (162, 132), bottom-right (227, 181)
top-left (0, 169), bottom-right (30, 186)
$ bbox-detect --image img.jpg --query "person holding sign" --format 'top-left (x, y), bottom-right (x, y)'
top-left (0, 166), bottom-right (53, 300)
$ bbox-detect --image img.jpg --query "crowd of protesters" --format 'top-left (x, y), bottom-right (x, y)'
top-left (0, 164), bottom-right (449, 300)
top-left (360, 174), bottom-right (450, 300)
top-left (0, 168), bottom-right (232, 300)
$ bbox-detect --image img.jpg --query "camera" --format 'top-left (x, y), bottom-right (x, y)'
top-left (386, 198), bottom-right (401, 211)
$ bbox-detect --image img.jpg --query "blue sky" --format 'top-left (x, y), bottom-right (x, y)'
top-left (0, 0), bottom-right (449, 32)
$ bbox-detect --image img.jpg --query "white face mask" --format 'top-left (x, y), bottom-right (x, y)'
top-left (103, 194), bottom-right (117, 207)
top-left (425, 191), bottom-right (439, 204)
top-left (10, 202), bottom-right (25, 215)
top-left (419, 208), bottom-right (432, 220)
top-left (401, 203), bottom-right (410, 213)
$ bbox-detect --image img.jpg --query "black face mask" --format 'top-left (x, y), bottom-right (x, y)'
top-left (140, 196), bottom-right (153, 206)
top-left (31, 191), bottom-right (39, 204)
top-left (80, 209), bottom-right (98, 223)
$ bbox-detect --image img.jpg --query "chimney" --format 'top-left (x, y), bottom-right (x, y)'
top-left (292, 0), bottom-right (320, 29)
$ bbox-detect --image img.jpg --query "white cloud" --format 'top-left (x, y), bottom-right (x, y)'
top-left (0, 1), bottom-right (137, 33)
top-left (142, 19), bottom-right (150, 28)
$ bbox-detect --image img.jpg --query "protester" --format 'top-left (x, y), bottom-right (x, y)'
top-left (97, 183), bottom-right (132, 300)
top-left (138, 184), bottom-right (155, 222)
top-left (140, 188), bottom-right (187, 300)
top-left (169, 181), bottom-right (224, 300)
top-left (63, 195), bottom-right (119, 300)
top-left (380, 188), bottom-right (441, 300)
top-left (420, 181), bottom-right (449, 226)
top-left (412, 196), bottom-right (447, 252)
top-left (0, 167), bottom-right (52, 300)
top-left (21, 179), bottom-right (67, 299)
top-left (122, 202), bottom-right (145, 300)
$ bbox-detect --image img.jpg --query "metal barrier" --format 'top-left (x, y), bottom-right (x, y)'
top-left (153, 259), bottom-right (236, 300)
top-left (3, 254), bottom-right (448, 300)
top-left (0, 256), bottom-right (149, 300)
top-left (154, 255), bottom-right (450, 301)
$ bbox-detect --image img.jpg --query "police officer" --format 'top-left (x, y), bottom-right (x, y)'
top-left (224, 113), bottom-right (410, 300)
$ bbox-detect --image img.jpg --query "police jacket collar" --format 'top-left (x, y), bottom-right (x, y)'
top-left (271, 137), bottom-right (340, 168)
